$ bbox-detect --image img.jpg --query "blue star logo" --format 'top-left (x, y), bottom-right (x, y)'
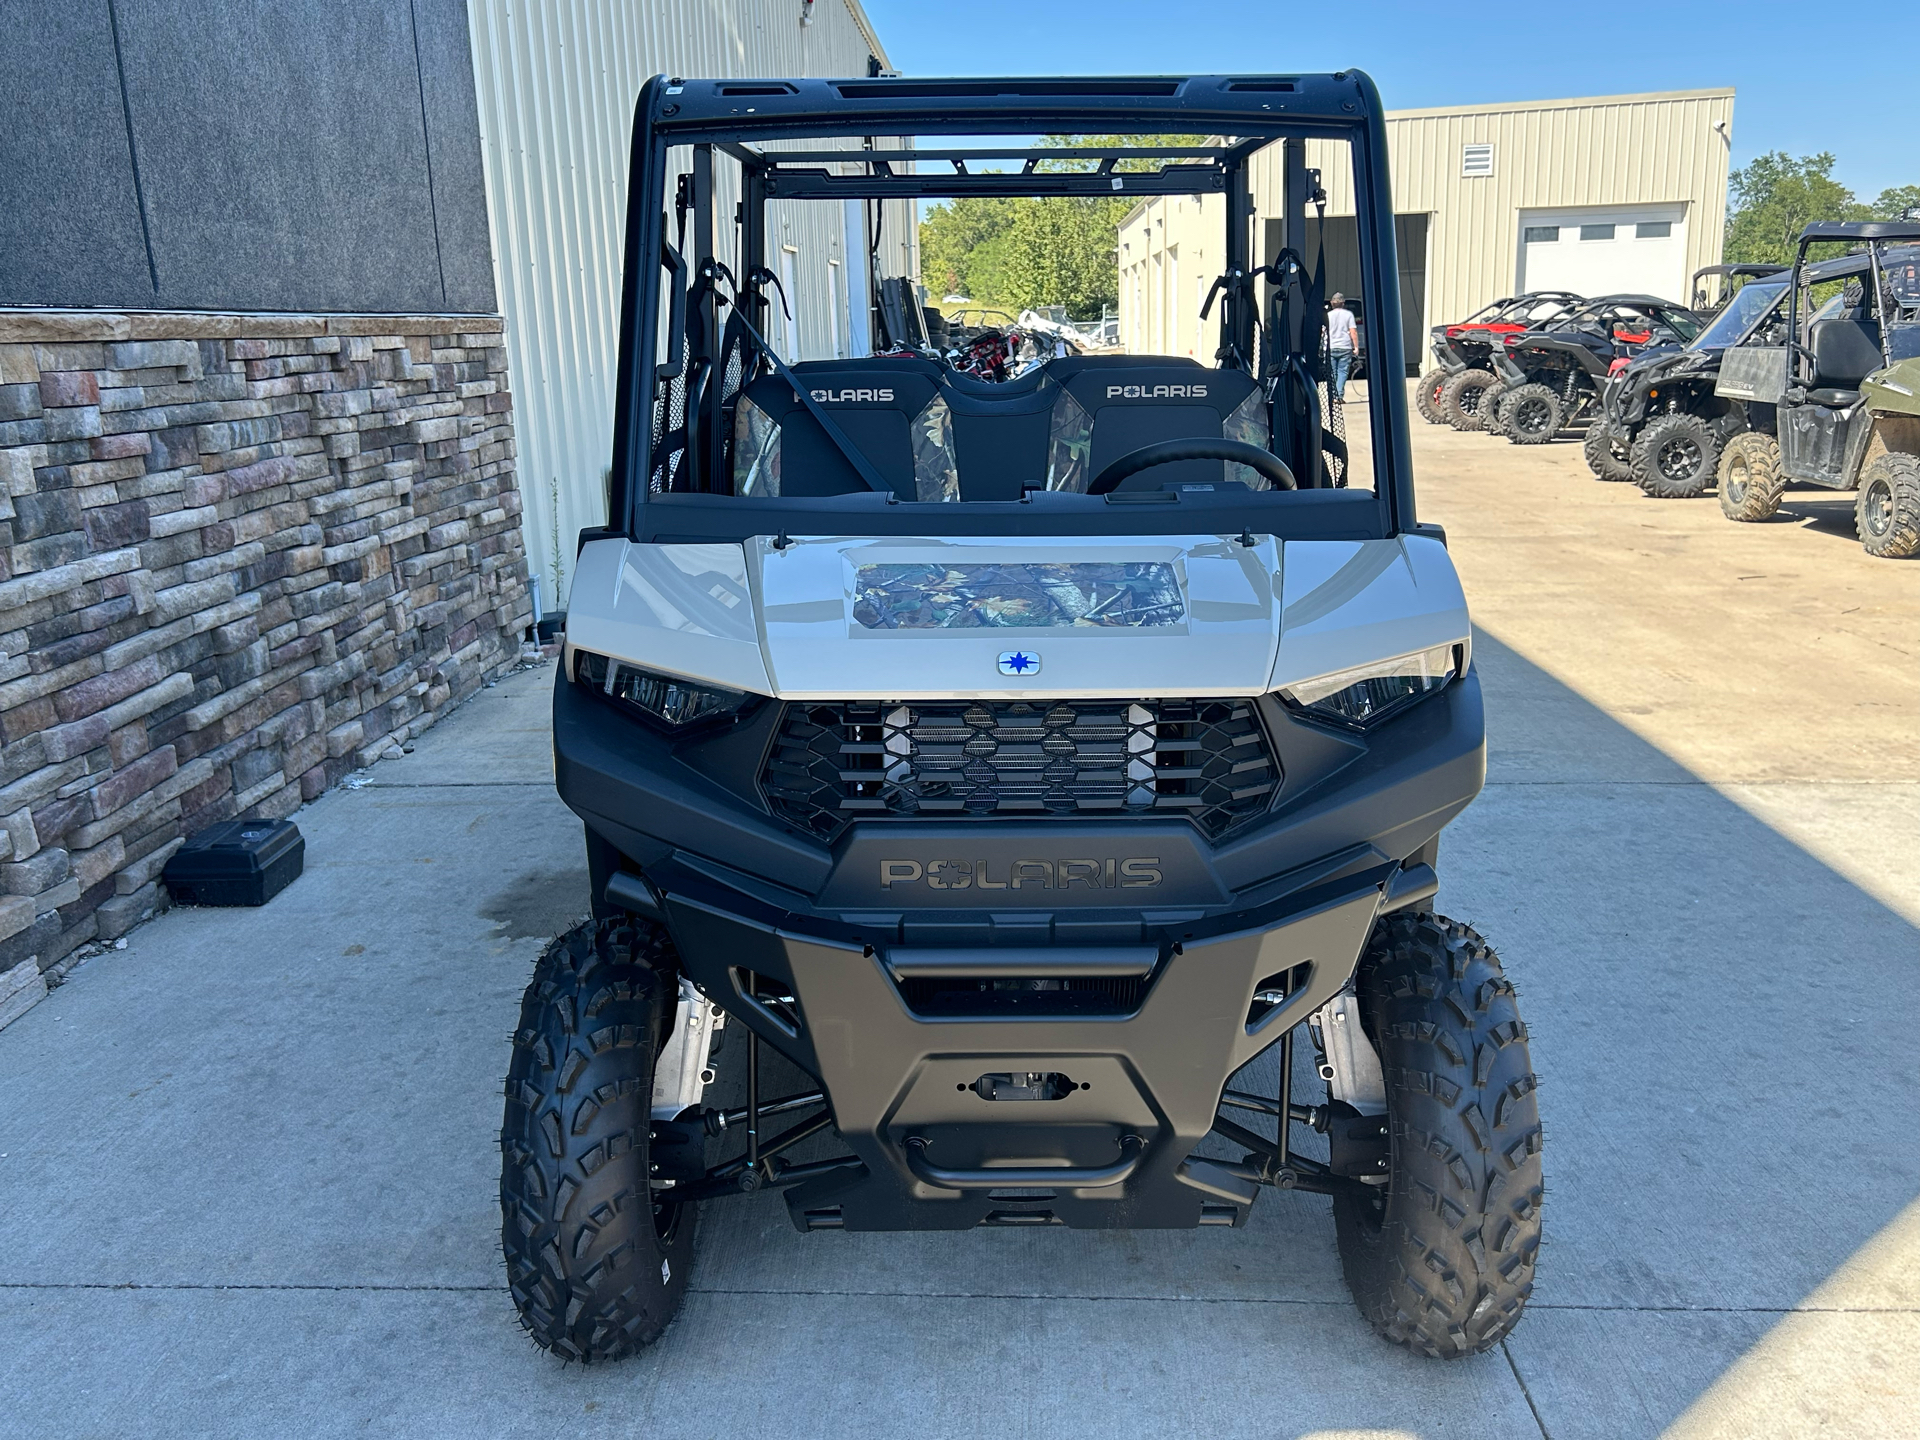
top-left (997, 650), bottom-right (1040, 676)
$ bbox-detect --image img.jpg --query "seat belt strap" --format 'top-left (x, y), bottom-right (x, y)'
top-left (726, 310), bottom-right (894, 496)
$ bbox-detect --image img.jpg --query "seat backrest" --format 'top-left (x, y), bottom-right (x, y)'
top-left (943, 364), bottom-right (1053, 398)
top-left (735, 366), bottom-right (950, 501)
top-left (1048, 363), bottom-right (1263, 490)
top-left (1044, 353), bottom-right (1205, 383)
top-left (940, 375), bottom-right (1061, 501)
top-left (1809, 317), bottom-right (1884, 389)
top-left (791, 356), bottom-right (945, 380)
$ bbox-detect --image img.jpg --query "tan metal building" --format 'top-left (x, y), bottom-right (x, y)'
top-left (466, 0), bottom-right (914, 610)
top-left (1120, 88), bottom-right (1736, 369)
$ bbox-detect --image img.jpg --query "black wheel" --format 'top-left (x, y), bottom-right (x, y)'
top-left (1334, 912), bottom-right (1543, 1359)
top-left (1503, 384), bottom-right (1562, 444)
top-left (1416, 368), bottom-right (1450, 424)
top-left (1632, 412), bottom-right (1719, 499)
top-left (1581, 420), bottom-right (1634, 481)
top-left (501, 918), bottom-right (697, 1362)
top-left (1441, 369), bottom-right (1497, 431)
top-left (1717, 432), bottom-right (1786, 521)
top-left (1856, 451), bottom-right (1920, 558)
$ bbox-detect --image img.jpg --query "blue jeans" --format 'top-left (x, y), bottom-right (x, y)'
top-left (1329, 350), bottom-right (1353, 401)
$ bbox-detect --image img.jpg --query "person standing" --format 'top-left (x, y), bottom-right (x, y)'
top-left (1326, 292), bottom-right (1360, 402)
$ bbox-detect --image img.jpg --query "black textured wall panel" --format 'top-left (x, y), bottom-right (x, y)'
top-left (0, 0), bottom-right (495, 314)
top-left (0, 1), bottom-right (159, 308)
top-left (412, 0), bottom-right (497, 314)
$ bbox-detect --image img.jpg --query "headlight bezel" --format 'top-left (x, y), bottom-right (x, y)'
top-left (1277, 642), bottom-right (1464, 732)
top-left (570, 648), bottom-right (756, 734)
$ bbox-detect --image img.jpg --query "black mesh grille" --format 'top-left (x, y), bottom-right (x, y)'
top-left (896, 974), bottom-right (1148, 1017)
top-left (762, 698), bottom-right (1276, 840)
top-left (648, 335), bottom-right (692, 494)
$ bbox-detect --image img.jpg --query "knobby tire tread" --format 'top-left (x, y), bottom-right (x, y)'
top-left (1582, 420), bottom-right (1634, 482)
top-left (1716, 431), bottom-right (1786, 521)
top-left (500, 918), bottom-right (696, 1362)
top-left (1502, 384), bottom-right (1562, 445)
top-left (1442, 370), bottom-right (1497, 432)
top-left (1334, 911), bottom-right (1543, 1359)
top-left (1856, 451), bottom-right (1920, 558)
top-left (1632, 412), bottom-right (1718, 499)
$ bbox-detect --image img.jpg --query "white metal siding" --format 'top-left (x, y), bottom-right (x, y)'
top-left (467, 0), bottom-right (911, 608)
top-left (1123, 89), bottom-right (1733, 362)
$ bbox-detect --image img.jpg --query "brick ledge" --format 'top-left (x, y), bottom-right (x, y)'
top-left (0, 310), bottom-right (505, 343)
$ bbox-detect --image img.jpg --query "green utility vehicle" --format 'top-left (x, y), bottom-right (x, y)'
top-left (1715, 222), bottom-right (1920, 557)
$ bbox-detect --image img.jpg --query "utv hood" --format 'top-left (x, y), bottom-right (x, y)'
top-left (1864, 357), bottom-right (1920, 419)
top-left (564, 532), bottom-right (1469, 701)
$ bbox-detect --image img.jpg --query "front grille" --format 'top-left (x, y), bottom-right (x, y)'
top-left (762, 698), bottom-right (1276, 840)
top-left (896, 974), bottom-right (1149, 1017)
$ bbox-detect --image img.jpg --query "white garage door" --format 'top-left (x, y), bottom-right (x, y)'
top-left (1517, 205), bottom-right (1688, 303)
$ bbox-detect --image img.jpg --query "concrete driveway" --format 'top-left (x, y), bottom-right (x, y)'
top-left (1, 410), bottom-right (1914, 1439)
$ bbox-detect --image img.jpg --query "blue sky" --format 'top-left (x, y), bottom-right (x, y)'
top-left (859, 0), bottom-right (1912, 201)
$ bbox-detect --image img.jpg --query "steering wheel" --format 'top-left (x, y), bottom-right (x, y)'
top-left (1085, 438), bottom-right (1298, 495)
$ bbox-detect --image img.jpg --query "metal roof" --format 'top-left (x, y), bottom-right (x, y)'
top-left (653, 72), bottom-right (1385, 142)
top-left (1801, 221), bottom-right (1920, 243)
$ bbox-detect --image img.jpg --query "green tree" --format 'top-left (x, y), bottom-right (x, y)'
top-left (918, 196), bottom-right (1015, 304)
top-left (1724, 152), bottom-right (1869, 265)
top-left (1035, 132), bottom-right (1209, 175)
top-left (1871, 184), bottom-right (1920, 220)
top-left (919, 134), bottom-right (1208, 320)
top-left (1000, 197), bottom-right (1132, 318)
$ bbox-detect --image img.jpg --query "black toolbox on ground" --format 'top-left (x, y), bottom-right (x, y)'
top-left (162, 819), bottom-right (305, 907)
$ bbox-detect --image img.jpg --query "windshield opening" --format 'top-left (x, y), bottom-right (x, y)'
top-left (625, 108), bottom-right (1397, 540)
top-left (1691, 281), bottom-right (1788, 349)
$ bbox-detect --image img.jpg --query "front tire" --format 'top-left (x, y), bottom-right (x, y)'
top-left (501, 918), bottom-right (697, 1362)
top-left (1503, 384), bottom-right (1563, 445)
top-left (1717, 432), bottom-right (1786, 521)
top-left (1582, 420), bottom-right (1634, 481)
top-left (1334, 912), bottom-right (1543, 1359)
top-left (1632, 412), bottom-right (1719, 499)
top-left (1856, 452), bottom-right (1920, 558)
top-left (1441, 369), bottom-right (1497, 431)
top-left (1416, 368), bottom-right (1450, 424)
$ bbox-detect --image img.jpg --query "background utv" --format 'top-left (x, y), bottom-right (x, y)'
top-left (1713, 222), bottom-right (1920, 555)
top-left (1588, 267), bottom-right (1793, 495)
top-left (501, 71), bottom-right (1543, 1365)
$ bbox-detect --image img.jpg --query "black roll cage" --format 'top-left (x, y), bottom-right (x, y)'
top-left (1783, 224), bottom-right (1920, 385)
top-left (604, 72), bottom-right (1414, 545)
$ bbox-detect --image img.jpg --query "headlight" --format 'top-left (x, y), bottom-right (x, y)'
top-left (572, 649), bottom-right (751, 730)
top-left (1280, 643), bottom-right (1461, 730)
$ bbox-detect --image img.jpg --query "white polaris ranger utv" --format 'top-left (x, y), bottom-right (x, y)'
top-left (502, 70), bottom-right (1542, 1364)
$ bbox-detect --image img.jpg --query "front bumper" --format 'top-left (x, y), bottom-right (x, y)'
top-left (552, 668), bottom-right (1485, 1230)
top-left (667, 884), bottom-right (1383, 1230)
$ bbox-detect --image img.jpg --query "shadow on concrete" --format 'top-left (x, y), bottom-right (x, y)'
top-left (1454, 627), bottom-right (1919, 1438)
top-left (1774, 489), bottom-right (1863, 547)
top-left (480, 866), bottom-right (590, 941)
top-left (0, 640), bottom-right (1912, 1438)
top-left (696, 626), bottom-right (1920, 1438)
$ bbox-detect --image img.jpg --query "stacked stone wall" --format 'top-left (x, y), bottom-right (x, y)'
top-left (0, 311), bottom-right (531, 1025)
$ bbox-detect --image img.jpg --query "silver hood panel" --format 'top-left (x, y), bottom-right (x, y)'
top-left (564, 532), bottom-right (1470, 700)
top-left (752, 533), bottom-right (1280, 699)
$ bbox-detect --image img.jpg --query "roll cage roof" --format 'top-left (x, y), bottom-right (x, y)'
top-left (607, 71), bottom-right (1416, 544)
top-left (1694, 264), bottom-right (1787, 280)
top-left (1799, 221), bottom-right (1920, 244)
top-left (1802, 251), bottom-right (1887, 285)
top-left (1570, 294), bottom-right (1688, 312)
